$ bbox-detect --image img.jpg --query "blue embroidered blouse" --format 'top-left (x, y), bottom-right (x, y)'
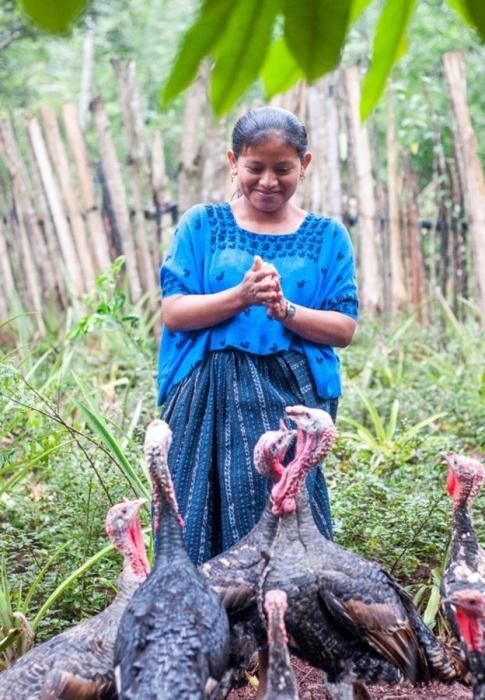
top-left (157, 202), bottom-right (358, 405)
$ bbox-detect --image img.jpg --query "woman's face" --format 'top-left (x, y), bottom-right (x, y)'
top-left (228, 133), bottom-right (311, 215)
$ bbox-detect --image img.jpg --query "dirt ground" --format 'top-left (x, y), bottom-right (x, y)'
top-left (227, 655), bottom-right (472, 699)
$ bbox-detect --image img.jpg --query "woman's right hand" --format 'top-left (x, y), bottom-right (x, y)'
top-left (239, 255), bottom-right (283, 307)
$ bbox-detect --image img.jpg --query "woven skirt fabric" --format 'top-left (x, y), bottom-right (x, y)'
top-left (161, 349), bottom-right (337, 565)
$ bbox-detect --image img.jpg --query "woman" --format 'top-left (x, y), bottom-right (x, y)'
top-left (158, 107), bottom-right (358, 565)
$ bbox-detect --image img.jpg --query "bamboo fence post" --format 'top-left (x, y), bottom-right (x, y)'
top-left (23, 121), bottom-right (68, 308)
top-left (79, 17), bottom-right (96, 130)
top-left (0, 117), bottom-right (56, 301)
top-left (91, 96), bottom-right (142, 301)
top-left (126, 60), bottom-right (150, 180)
top-left (448, 157), bottom-right (468, 314)
top-left (41, 105), bottom-right (96, 290)
top-left (61, 102), bottom-right (112, 272)
top-left (151, 130), bottom-right (169, 253)
top-left (323, 71), bottom-right (342, 220)
top-left (15, 197), bottom-right (46, 333)
top-left (402, 151), bottom-right (424, 321)
top-left (443, 51), bottom-right (485, 321)
top-left (0, 218), bottom-right (17, 319)
top-left (112, 59), bottom-right (157, 300)
top-left (344, 66), bottom-right (381, 315)
top-left (28, 116), bottom-right (85, 298)
top-left (386, 92), bottom-right (407, 312)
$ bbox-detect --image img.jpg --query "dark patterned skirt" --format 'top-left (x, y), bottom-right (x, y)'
top-left (161, 349), bottom-right (337, 565)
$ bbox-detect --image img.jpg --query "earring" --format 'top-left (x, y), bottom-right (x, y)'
top-left (299, 171), bottom-right (306, 182)
top-left (231, 170), bottom-right (237, 182)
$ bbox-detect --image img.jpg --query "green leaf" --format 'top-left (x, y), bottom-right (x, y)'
top-left (161, 0), bottom-right (240, 106)
top-left (350, 0), bottom-right (374, 24)
top-left (261, 38), bottom-right (304, 99)
top-left (17, 0), bottom-right (89, 34)
top-left (283, 0), bottom-right (352, 81)
top-left (360, 0), bottom-right (418, 120)
top-left (73, 392), bottom-right (149, 500)
top-left (423, 583), bottom-right (441, 628)
top-left (210, 0), bottom-right (280, 114)
top-left (448, 0), bottom-right (485, 37)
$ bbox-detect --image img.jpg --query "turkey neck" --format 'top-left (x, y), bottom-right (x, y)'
top-left (150, 457), bottom-right (185, 561)
top-left (451, 497), bottom-right (481, 568)
top-left (266, 616), bottom-right (298, 699)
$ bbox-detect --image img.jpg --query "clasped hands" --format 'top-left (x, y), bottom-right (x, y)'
top-left (240, 255), bottom-right (288, 322)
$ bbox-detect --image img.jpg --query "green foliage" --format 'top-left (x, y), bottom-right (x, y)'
top-left (261, 38), bottom-right (304, 99)
top-left (160, 0), bottom-right (485, 117)
top-left (17, 0), bottom-right (89, 34)
top-left (283, 0), bottom-right (352, 81)
top-left (210, 0), bottom-right (279, 114)
top-left (360, 0), bottom-right (417, 120)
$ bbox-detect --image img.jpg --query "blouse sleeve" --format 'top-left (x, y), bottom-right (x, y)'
top-left (160, 205), bottom-right (205, 297)
top-left (320, 220), bottom-right (359, 320)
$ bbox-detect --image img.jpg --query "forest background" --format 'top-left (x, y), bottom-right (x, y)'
top-left (0, 0), bottom-right (484, 670)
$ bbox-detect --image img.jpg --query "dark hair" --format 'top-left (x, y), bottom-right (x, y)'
top-left (231, 107), bottom-right (308, 162)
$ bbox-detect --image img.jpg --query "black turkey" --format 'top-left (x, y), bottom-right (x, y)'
top-left (261, 589), bottom-right (298, 700)
top-left (200, 422), bottom-right (296, 608)
top-left (0, 498), bottom-right (149, 699)
top-left (114, 419), bottom-right (230, 699)
top-left (441, 451), bottom-right (485, 641)
top-left (259, 405), bottom-right (467, 698)
top-left (200, 423), bottom-right (296, 699)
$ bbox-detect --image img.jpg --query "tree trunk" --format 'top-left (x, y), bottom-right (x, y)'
top-left (306, 81), bottom-right (326, 214)
top-left (91, 96), bottom-right (142, 301)
top-left (178, 69), bottom-right (207, 213)
top-left (344, 66), bottom-right (380, 315)
top-left (323, 70), bottom-right (342, 220)
top-left (443, 51), bottom-right (485, 321)
top-left (201, 108), bottom-right (229, 204)
top-left (386, 92), bottom-right (407, 312)
top-left (61, 102), bottom-right (111, 272)
top-left (112, 59), bottom-right (157, 301)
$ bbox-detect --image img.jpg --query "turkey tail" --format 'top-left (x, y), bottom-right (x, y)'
top-left (390, 579), bottom-right (470, 683)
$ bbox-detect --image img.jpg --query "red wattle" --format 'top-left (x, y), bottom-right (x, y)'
top-left (455, 609), bottom-right (484, 652)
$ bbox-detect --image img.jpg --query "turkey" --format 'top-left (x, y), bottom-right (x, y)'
top-left (259, 405), bottom-right (467, 698)
top-left (199, 423), bottom-right (296, 697)
top-left (114, 419), bottom-right (230, 699)
top-left (200, 422), bottom-right (296, 608)
top-left (261, 590), bottom-right (298, 700)
top-left (441, 451), bottom-right (485, 643)
top-left (447, 589), bottom-right (485, 700)
top-left (0, 498), bottom-right (150, 699)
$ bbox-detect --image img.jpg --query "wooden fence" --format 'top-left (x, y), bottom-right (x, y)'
top-left (0, 60), bottom-right (175, 332)
top-left (1, 52), bottom-right (484, 333)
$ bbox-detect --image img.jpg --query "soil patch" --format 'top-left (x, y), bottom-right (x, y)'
top-left (227, 656), bottom-right (472, 699)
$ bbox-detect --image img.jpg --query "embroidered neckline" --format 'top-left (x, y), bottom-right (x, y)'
top-left (223, 202), bottom-right (312, 237)
top-left (206, 203), bottom-right (331, 262)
